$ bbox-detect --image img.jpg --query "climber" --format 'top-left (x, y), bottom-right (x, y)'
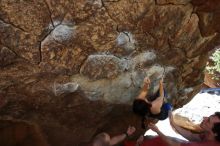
top-left (132, 77), bottom-right (172, 128)
top-left (92, 126), bottom-right (136, 146)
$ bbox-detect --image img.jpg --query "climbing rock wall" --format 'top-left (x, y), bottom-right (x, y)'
top-left (0, 0), bottom-right (220, 145)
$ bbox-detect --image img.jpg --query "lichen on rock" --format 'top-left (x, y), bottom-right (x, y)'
top-left (80, 54), bottom-right (128, 80)
top-left (1, 0), bottom-right (220, 145)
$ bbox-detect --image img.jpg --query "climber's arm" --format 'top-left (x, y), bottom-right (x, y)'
top-left (149, 123), bottom-right (181, 146)
top-left (136, 77), bottom-right (150, 101)
top-left (150, 79), bottom-right (164, 114)
top-left (110, 126), bottom-right (136, 146)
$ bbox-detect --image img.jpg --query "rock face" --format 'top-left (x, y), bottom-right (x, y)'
top-left (0, 0), bottom-right (220, 145)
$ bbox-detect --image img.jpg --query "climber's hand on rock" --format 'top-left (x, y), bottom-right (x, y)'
top-left (159, 78), bottom-right (164, 85)
top-left (144, 77), bottom-right (150, 88)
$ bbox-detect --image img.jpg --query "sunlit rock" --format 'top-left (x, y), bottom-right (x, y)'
top-left (132, 51), bottom-right (156, 69)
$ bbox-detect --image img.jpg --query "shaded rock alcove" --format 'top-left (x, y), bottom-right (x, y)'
top-left (0, 0), bottom-right (220, 145)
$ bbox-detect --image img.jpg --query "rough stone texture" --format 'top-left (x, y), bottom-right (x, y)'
top-left (156, 0), bottom-right (191, 5)
top-left (0, 86), bottom-right (142, 146)
top-left (80, 54), bottom-right (128, 80)
top-left (0, 120), bottom-right (49, 146)
top-left (0, 45), bottom-right (17, 67)
top-left (0, 0), bottom-right (220, 145)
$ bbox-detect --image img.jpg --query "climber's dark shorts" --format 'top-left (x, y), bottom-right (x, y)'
top-left (146, 89), bottom-right (172, 120)
top-left (149, 103), bottom-right (170, 120)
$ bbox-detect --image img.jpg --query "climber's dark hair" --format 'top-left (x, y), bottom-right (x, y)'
top-left (212, 112), bottom-right (220, 142)
top-left (133, 99), bottom-right (151, 117)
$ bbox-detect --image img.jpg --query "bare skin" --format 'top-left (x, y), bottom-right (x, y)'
top-left (170, 111), bottom-right (220, 142)
top-left (110, 126), bottom-right (136, 146)
top-left (145, 112), bottom-right (220, 146)
top-left (136, 77), bottom-right (165, 115)
top-left (135, 135), bottom-right (144, 146)
top-left (169, 111), bottom-right (201, 141)
top-left (148, 123), bottom-right (181, 146)
top-left (92, 126), bottom-right (136, 146)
